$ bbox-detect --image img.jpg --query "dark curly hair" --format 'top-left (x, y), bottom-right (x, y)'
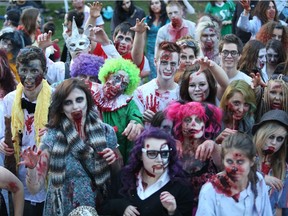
top-left (147, 0), bottom-right (168, 28)
top-left (120, 127), bottom-right (184, 196)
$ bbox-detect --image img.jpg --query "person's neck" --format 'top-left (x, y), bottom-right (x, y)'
top-left (156, 77), bottom-right (176, 91)
top-left (227, 119), bottom-right (240, 130)
top-left (141, 168), bottom-right (161, 187)
top-left (183, 137), bottom-right (202, 147)
top-left (223, 67), bottom-right (238, 79)
top-left (266, 64), bottom-right (276, 78)
top-left (23, 82), bottom-right (43, 102)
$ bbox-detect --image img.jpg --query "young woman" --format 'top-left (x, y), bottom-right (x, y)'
top-left (165, 101), bottom-right (222, 215)
top-left (179, 57), bottom-right (229, 105)
top-left (196, 132), bottom-right (273, 216)
top-left (216, 80), bottom-right (256, 143)
top-left (146, 0), bottom-right (169, 80)
top-left (264, 39), bottom-right (287, 79)
top-left (238, 40), bottom-right (267, 82)
top-left (19, 78), bottom-right (122, 215)
top-left (256, 21), bottom-right (288, 50)
top-left (237, 0), bottom-right (285, 39)
top-left (102, 127), bottom-right (193, 216)
top-left (17, 8), bottom-right (42, 46)
top-left (253, 110), bottom-right (288, 215)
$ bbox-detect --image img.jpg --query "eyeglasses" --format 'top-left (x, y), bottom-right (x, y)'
top-left (176, 40), bottom-right (197, 49)
top-left (142, 148), bottom-right (171, 159)
top-left (221, 50), bottom-right (239, 58)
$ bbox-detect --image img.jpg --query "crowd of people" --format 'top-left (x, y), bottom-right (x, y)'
top-left (0, 0), bottom-right (288, 215)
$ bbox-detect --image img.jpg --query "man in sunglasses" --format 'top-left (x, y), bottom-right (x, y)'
top-left (219, 34), bottom-right (252, 85)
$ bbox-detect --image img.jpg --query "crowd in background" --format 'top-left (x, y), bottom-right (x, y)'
top-left (0, 0), bottom-right (288, 215)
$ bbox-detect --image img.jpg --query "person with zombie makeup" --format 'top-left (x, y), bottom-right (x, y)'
top-left (89, 58), bottom-right (144, 164)
top-left (219, 34), bottom-right (252, 85)
top-left (216, 80), bottom-right (256, 144)
top-left (253, 110), bottom-right (288, 215)
top-left (175, 36), bottom-right (202, 83)
top-left (179, 57), bottom-right (229, 105)
top-left (0, 166), bottom-right (24, 216)
top-left (155, 1), bottom-right (196, 56)
top-left (165, 101), bottom-right (222, 215)
top-left (0, 46), bottom-right (52, 216)
top-left (196, 132), bottom-right (273, 216)
top-left (238, 40), bottom-right (268, 82)
top-left (101, 127), bottom-right (193, 216)
top-left (195, 21), bottom-right (220, 65)
top-left (19, 78), bottom-right (122, 215)
top-left (237, 0), bottom-right (287, 39)
top-left (264, 39), bottom-right (287, 80)
top-left (133, 41), bottom-right (180, 124)
top-left (256, 21), bottom-right (288, 50)
top-left (253, 74), bottom-right (288, 123)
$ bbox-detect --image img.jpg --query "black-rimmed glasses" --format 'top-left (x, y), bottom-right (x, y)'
top-left (221, 50), bottom-right (239, 58)
top-left (142, 148), bottom-right (171, 159)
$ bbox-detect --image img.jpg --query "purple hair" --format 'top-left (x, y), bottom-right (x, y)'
top-left (70, 53), bottom-right (104, 79)
top-left (120, 127), bottom-right (184, 196)
top-left (165, 101), bottom-right (222, 142)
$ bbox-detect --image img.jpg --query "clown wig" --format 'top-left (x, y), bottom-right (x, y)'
top-left (70, 53), bottom-right (104, 80)
top-left (98, 58), bottom-right (140, 95)
top-left (165, 101), bottom-right (222, 142)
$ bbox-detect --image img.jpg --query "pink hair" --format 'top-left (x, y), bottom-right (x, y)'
top-left (165, 101), bottom-right (222, 141)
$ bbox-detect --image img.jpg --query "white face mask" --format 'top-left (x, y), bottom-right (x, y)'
top-left (66, 34), bottom-right (90, 52)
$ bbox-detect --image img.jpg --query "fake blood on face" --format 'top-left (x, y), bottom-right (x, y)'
top-left (72, 111), bottom-right (83, 137)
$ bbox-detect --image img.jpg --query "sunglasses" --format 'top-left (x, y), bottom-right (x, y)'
top-left (142, 148), bottom-right (171, 159)
top-left (176, 40), bottom-right (197, 49)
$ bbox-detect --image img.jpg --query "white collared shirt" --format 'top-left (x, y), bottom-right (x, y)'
top-left (137, 169), bottom-right (170, 200)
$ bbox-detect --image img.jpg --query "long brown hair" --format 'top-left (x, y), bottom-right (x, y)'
top-left (47, 78), bottom-right (94, 128)
top-left (252, 1), bottom-right (278, 24)
top-left (20, 8), bottom-right (40, 35)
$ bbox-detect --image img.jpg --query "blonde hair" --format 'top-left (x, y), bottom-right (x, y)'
top-left (253, 122), bottom-right (287, 180)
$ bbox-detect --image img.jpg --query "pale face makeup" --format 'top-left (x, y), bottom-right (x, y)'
top-left (269, 80), bottom-right (283, 110)
top-left (200, 27), bottom-right (217, 49)
top-left (114, 32), bottom-right (133, 55)
top-left (182, 115), bottom-right (205, 139)
top-left (227, 92), bottom-right (250, 121)
top-left (166, 5), bottom-right (183, 28)
top-left (188, 73), bottom-right (210, 102)
top-left (257, 48), bottom-right (266, 69)
top-left (223, 149), bottom-right (253, 183)
top-left (266, 48), bottom-right (279, 66)
top-left (142, 138), bottom-right (170, 177)
top-left (63, 88), bottom-right (87, 122)
top-left (67, 34), bottom-right (90, 59)
top-left (179, 47), bottom-right (195, 70)
top-left (103, 70), bottom-right (129, 99)
top-left (156, 50), bottom-right (179, 81)
top-left (263, 126), bottom-right (287, 154)
top-left (122, 0), bottom-right (131, 12)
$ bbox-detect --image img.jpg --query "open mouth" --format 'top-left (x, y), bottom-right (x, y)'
top-left (263, 146), bottom-right (275, 155)
top-left (152, 164), bottom-right (164, 170)
top-left (71, 110), bottom-right (82, 121)
top-left (271, 102), bottom-right (282, 109)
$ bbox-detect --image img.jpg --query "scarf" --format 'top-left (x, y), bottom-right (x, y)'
top-left (49, 111), bottom-right (110, 215)
top-left (11, 80), bottom-right (51, 166)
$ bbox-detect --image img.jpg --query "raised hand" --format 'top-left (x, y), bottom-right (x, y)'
top-left (18, 145), bottom-right (41, 169)
top-left (98, 148), bottom-right (118, 165)
top-left (265, 175), bottom-right (283, 191)
top-left (193, 57), bottom-right (215, 75)
top-left (87, 1), bottom-right (102, 19)
top-left (250, 72), bottom-right (267, 89)
top-left (122, 120), bottom-right (144, 141)
top-left (130, 18), bottom-right (150, 33)
top-left (239, 0), bottom-right (251, 11)
top-left (160, 191), bottom-right (177, 214)
top-left (89, 27), bottom-right (110, 45)
top-left (195, 140), bottom-right (215, 161)
top-left (37, 30), bottom-right (59, 50)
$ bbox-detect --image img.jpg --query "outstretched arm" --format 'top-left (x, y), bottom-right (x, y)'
top-left (18, 145), bottom-right (50, 194)
top-left (193, 57), bottom-right (229, 100)
top-left (131, 18), bottom-right (150, 67)
top-left (0, 166), bottom-right (24, 216)
top-left (84, 1), bottom-right (103, 29)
